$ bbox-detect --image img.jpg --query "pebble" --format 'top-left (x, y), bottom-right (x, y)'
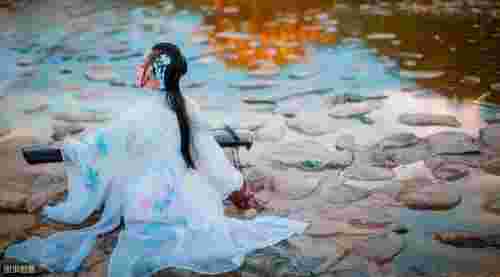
top-left (480, 158), bottom-right (500, 176)
top-left (0, 213), bottom-right (38, 237)
top-left (399, 69), bottom-right (446, 79)
top-left (403, 60), bottom-right (417, 67)
top-left (59, 68), bottom-right (72, 74)
top-left (261, 140), bottom-right (352, 171)
top-left (426, 131), bottom-right (479, 155)
top-left (241, 96), bottom-right (276, 105)
top-left (461, 75), bottom-right (481, 85)
top-left (433, 232), bottom-right (500, 249)
top-left (109, 78), bottom-right (128, 87)
top-left (289, 71), bottom-right (319, 80)
top-left (336, 134), bottom-right (358, 152)
top-left (398, 183), bottom-right (462, 211)
top-left (391, 40), bottom-right (401, 46)
top-left (490, 83), bottom-right (500, 92)
top-left (85, 64), bottom-right (117, 82)
top-left (16, 58), bottom-right (34, 67)
top-left (0, 190), bottom-right (28, 212)
top-left (254, 118), bottom-right (287, 142)
top-left (229, 80), bottom-right (278, 90)
top-left (366, 33), bottom-right (397, 40)
top-left (352, 233), bottom-right (404, 264)
top-left (248, 67), bottom-right (280, 78)
top-left (286, 111), bottom-right (352, 136)
top-left (378, 132), bottom-right (420, 149)
top-left (343, 165), bottom-right (395, 181)
top-left (399, 52), bottom-right (424, 60)
top-left (398, 113), bottom-right (461, 127)
top-left (52, 123), bottom-right (85, 141)
top-left (52, 111), bottom-right (112, 123)
top-left (479, 124), bottom-right (500, 151)
top-left (328, 102), bottom-right (381, 119)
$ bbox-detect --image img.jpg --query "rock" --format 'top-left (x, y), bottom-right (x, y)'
top-left (485, 113), bottom-right (500, 124)
top-left (85, 64), bottom-right (117, 82)
top-left (318, 173), bottom-right (369, 204)
top-left (398, 184), bottom-right (461, 211)
top-left (241, 96), bottom-right (276, 105)
top-left (433, 232), bottom-right (500, 249)
top-left (265, 168), bottom-right (323, 200)
top-left (328, 102), bottom-right (381, 119)
top-left (289, 71), bottom-right (319, 80)
top-left (431, 162), bottom-right (470, 181)
top-left (109, 78), bottom-right (128, 87)
top-left (254, 118), bottom-right (286, 142)
top-left (461, 76), bottom-right (481, 85)
top-left (352, 233), bottom-right (404, 264)
top-left (305, 219), bottom-right (383, 237)
top-left (261, 140), bottom-right (353, 171)
top-left (366, 33), bottom-right (397, 40)
top-left (377, 132), bottom-right (420, 149)
top-left (343, 165), bottom-right (395, 181)
top-left (52, 111), bottom-right (112, 123)
top-left (59, 68), bottom-right (72, 74)
top-left (107, 43), bottom-right (129, 54)
top-left (229, 80), bottom-right (278, 90)
top-left (426, 131), bottom-right (479, 154)
top-left (481, 158), bottom-right (500, 176)
top-left (399, 70), bottom-right (445, 79)
top-left (399, 52), bottom-right (424, 60)
top-left (52, 123), bottom-right (85, 141)
top-left (0, 128), bottom-right (12, 137)
top-left (286, 112), bottom-right (352, 136)
top-left (288, 235), bottom-right (347, 262)
top-left (181, 81), bottom-right (207, 89)
top-left (398, 113), bottom-right (461, 127)
top-left (403, 60), bottom-right (417, 67)
top-left (379, 142), bottom-right (432, 165)
top-left (248, 67), bottom-right (280, 78)
top-left (336, 134), bottom-right (358, 152)
top-left (491, 83), bottom-right (500, 92)
top-left (0, 213), bottom-right (39, 236)
top-left (231, 112), bottom-right (273, 131)
top-left (16, 58), bottom-right (34, 67)
top-left (480, 124), bottom-right (500, 151)
top-left (0, 190), bottom-right (28, 212)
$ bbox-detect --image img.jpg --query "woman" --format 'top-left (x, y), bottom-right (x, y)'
top-left (5, 43), bottom-right (308, 277)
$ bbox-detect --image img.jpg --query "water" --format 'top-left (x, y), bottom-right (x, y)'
top-left (1, 0), bottom-right (500, 275)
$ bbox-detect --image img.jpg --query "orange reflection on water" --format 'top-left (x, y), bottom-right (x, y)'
top-left (195, 0), bottom-right (338, 70)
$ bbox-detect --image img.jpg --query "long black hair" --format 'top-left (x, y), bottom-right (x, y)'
top-left (152, 42), bottom-right (196, 169)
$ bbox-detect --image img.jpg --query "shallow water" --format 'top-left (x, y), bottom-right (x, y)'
top-left (1, 0), bottom-right (500, 275)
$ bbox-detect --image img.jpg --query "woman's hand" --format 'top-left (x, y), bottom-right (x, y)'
top-left (228, 181), bottom-right (265, 211)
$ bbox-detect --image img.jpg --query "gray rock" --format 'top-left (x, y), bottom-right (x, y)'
top-left (426, 131), bottom-right (479, 155)
top-left (336, 134), bottom-right (358, 152)
top-left (261, 140), bottom-right (353, 171)
top-left (286, 112), bottom-right (352, 136)
top-left (378, 132), bottom-right (420, 149)
top-left (352, 233), bottom-right (404, 264)
top-left (398, 113), bottom-right (461, 127)
top-left (399, 184), bottom-right (462, 211)
top-left (0, 213), bottom-right (38, 237)
top-left (229, 80), bottom-right (278, 90)
top-left (52, 111), bottom-right (112, 123)
top-left (343, 165), bottom-right (395, 181)
top-left (255, 118), bottom-right (286, 142)
top-left (328, 102), bottom-right (381, 119)
top-left (52, 123), bottom-right (85, 141)
top-left (480, 124), bottom-right (500, 151)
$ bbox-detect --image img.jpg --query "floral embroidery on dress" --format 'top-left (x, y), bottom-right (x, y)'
top-left (85, 166), bottom-right (100, 191)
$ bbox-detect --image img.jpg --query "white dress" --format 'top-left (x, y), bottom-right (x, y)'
top-left (4, 90), bottom-right (308, 277)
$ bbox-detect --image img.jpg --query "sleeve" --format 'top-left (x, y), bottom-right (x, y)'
top-left (42, 117), bottom-right (132, 225)
top-left (185, 96), bottom-right (244, 200)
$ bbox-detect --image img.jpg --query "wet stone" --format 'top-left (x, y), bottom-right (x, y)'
top-left (398, 184), bottom-right (462, 211)
top-left (426, 131), bottom-right (479, 155)
top-left (229, 80), bottom-right (278, 90)
top-left (352, 233), bottom-right (404, 264)
top-left (399, 70), bottom-right (445, 79)
top-left (52, 111), bottom-right (112, 123)
top-left (480, 124), bottom-right (500, 151)
top-left (377, 132), bottom-right (420, 149)
top-left (286, 112), bottom-right (353, 136)
top-left (328, 102), bottom-right (381, 119)
top-left (432, 232), bottom-right (500, 249)
top-left (398, 113), bottom-right (461, 127)
top-left (336, 134), bottom-right (358, 152)
top-left (343, 165), bottom-right (395, 181)
top-left (0, 213), bottom-right (39, 237)
top-left (261, 140), bottom-right (353, 171)
top-left (481, 158), bottom-right (500, 176)
top-left (254, 118), bottom-right (286, 142)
